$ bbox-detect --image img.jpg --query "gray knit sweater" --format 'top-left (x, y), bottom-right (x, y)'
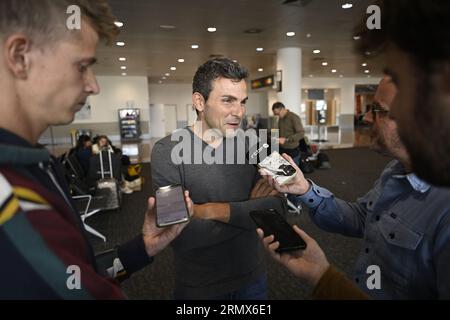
top-left (151, 128), bottom-right (287, 299)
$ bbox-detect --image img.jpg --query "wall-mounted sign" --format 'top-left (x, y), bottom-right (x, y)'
top-left (251, 75), bottom-right (274, 90)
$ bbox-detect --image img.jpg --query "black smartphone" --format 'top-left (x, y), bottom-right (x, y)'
top-left (155, 185), bottom-right (190, 227)
top-left (250, 209), bottom-right (307, 252)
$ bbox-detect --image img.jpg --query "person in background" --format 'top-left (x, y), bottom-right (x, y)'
top-left (92, 135), bottom-right (114, 154)
top-left (248, 114), bottom-right (263, 131)
top-left (74, 135), bottom-right (93, 175)
top-left (271, 102), bottom-right (305, 164)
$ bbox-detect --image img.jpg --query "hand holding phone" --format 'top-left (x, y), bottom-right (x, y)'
top-left (142, 191), bottom-right (192, 257)
top-left (155, 185), bottom-right (190, 227)
top-left (250, 209), bottom-right (306, 252)
top-left (257, 224), bottom-right (330, 287)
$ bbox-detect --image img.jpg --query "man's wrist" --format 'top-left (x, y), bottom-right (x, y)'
top-left (298, 179), bottom-right (311, 195)
top-left (311, 262), bottom-right (331, 287)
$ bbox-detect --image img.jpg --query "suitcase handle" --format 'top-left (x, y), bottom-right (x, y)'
top-left (99, 150), bottom-right (114, 179)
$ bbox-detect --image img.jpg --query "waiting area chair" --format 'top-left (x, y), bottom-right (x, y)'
top-left (73, 194), bottom-right (106, 242)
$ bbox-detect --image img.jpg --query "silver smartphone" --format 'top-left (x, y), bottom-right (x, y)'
top-left (155, 185), bottom-right (190, 227)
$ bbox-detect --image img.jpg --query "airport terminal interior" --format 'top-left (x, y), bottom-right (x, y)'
top-left (6, 0), bottom-right (447, 301)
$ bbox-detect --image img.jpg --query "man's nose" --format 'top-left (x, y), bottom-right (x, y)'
top-left (231, 102), bottom-right (244, 117)
top-left (85, 69), bottom-right (100, 95)
top-left (362, 110), bottom-right (374, 124)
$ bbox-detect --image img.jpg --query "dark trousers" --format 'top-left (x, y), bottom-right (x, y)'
top-left (210, 276), bottom-right (267, 300)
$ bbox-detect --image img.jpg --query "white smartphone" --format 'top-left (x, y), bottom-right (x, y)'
top-left (258, 151), bottom-right (297, 185)
top-left (155, 185), bottom-right (190, 227)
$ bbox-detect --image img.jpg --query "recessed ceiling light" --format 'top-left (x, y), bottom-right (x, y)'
top-left (331, 69), bottom-right (337, 73)
top-left (158, 80), bottom-right (163, 84)
top-left (339, 75), bottom-right (344, 78)
top-left (120, 66), bottom-right (127, 70)
top-left (121, 72), bottom-right (127, 76)
top-left (162, 77), bottom-right (167, 80)
top-left (159, 25), bottom-right (176, 29)
top-left (114, 21), bottom-right (124, 28)
top-left (286, 32), bottom-right (296, 37)
top-left (207, 27), bottom-right (217, 32)
top-left (309, 74), bottom-right (313, 78)
top-left (233, 60), bottom-right (238, 63)
top-left (191, 44), bottom-right (199, 49)
top-left (165, 73), bottom-right (170, 77)
top-left (361, 63), bottom-right (368, 67)
top-left (116, 41), bottom-right (125, 47)
top-left (367, 75), bottom-right (372, 78)
top-left (364, 69), bottom-right (370, 73)
top-left (170, 66), bottom-right (177, 71)
top-left (306, 33), bottom-right (312, 38)
top-left (342, 3), bottom-right (353, 9)
top-left (258, 68), bottom-right (264, 72)
top-left (178, 58), bottom-right (185, 63)
top-left (322, 62), bottom-right (328, 66)
top-left (313, 49), bottom-right (321, 54)
top-left (256, 47), bottom-right (264, 52)
top-left (119, 57), bottom-right (126, 61)
top-left (353, 35), bottom-right (361, 40)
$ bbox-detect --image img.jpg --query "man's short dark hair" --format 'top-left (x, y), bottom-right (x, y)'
top-left (272, 102), bottom-right (285, 111)
top-left (192, 58), bottom-right (248, 106)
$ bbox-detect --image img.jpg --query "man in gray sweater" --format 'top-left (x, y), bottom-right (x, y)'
top-left (151, 58), bottom-right (287, 299)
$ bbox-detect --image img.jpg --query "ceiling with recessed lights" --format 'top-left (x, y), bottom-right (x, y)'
top-left (95, 0), bottom-right (381, 83)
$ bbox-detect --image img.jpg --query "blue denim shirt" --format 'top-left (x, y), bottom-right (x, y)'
top-left (297, 160), bottom-right (450, 299)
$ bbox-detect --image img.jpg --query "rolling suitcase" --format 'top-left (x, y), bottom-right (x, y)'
top-left (96, 150), bottom-right (122, 210)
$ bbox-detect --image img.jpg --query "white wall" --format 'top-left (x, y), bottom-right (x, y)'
top-left (74, 76), bottom-right (150, 124)
top-left (246, 91), bottom-right (268, 118)
top-left (149, 84), bottom-right (193, 122)
top-left (149, 104), bottom-right (166, 138)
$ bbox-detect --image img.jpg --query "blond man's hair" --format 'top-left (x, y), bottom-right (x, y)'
top-left (0, 0), bottom-right (119, 45)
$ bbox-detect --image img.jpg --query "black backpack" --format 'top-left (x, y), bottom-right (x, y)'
top-left (316, 152), bottom-right (331, 169)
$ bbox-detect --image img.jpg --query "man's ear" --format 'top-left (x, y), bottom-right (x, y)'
top-left (192, 92), bottom-right (206, 113)
top-left (3, 33), bottom-right (32, 79)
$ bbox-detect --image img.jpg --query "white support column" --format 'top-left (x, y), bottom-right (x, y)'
top-left (276, 47), bottom-right (302, 115)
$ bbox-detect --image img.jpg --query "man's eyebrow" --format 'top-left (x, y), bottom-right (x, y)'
top-left (80, 57), bottom-right (98, 66)
top-left (221, 95), bottom-right (248, 103)
top-left (221, 95), bottom-right (238, 100)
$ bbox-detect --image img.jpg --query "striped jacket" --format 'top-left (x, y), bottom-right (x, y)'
top-left (0, 130), bottom-right (151, 299)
